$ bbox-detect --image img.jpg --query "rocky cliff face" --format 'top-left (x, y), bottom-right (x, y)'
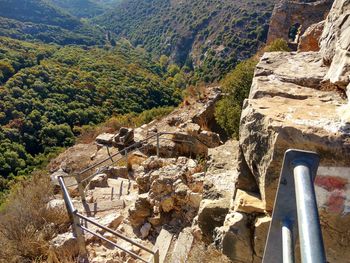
top-left (237, 0), bottom-right (350, 262)
top-left (267, 0), bottom-right (333, 43)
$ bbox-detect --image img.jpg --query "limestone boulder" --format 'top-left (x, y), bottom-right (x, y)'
top-left (128, 193), bottom-right (152, 227)
top-left (298, 21), bottom-right (325, 52)
top-left (240, 48), bottom-right (350, 261)
top-left (241, 51), bottom-right (348, 211)
top-left (253, 216), bottom-right (271, 261)
top-left (89, 173), bottom-right (108, 189)
top-left (49, 232), bottom-right (79, 260)
top-left (95, 133), bottom-right (115, 146)
top-left (213, 212), bottom-right (253, 263)
top-left (104, 166), bottom-right (128, 179)
top-left (233, 189), bottom-right (265, 214)
top-left (320, 0), bottom-right (350, 88)
top-left (197, 199), bottom-right (230, 243)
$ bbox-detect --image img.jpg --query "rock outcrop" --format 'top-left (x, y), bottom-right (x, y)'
top-left (238, 0), bottom-right (350, 261)
top-left (298, 20), bottom-right (325, 51)
top-left (267, 0), bottom-right (333, 44)
top-left (319, 0), bottom-right (350, 89)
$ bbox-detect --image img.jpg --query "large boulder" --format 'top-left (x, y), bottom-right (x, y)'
top-left (241, 51), bottom-right (348, 211)
top-left (320, 0), bottom-right (350, 89)
top-left (240, 49), bottom-right (350, 261)
top-left (213, 212), bottom-right (253, 263)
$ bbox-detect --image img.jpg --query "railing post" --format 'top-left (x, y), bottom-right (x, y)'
top-left (72, 212), bottom-right (89, 262)
top-left (153, 249), bottom-right (160, 263)
top-left (156, 133), bottom-right (160, 158)
top-left (293, 163), bottom-right (326, 263)
top-left (58, 176), bottom-right (88, 262)
top-left (76, 173), bottom-right (86, 203)
top-left (125, 148), bottom-right (128, 163)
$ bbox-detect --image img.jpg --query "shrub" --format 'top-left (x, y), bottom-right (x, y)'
top-left (215, 58), bottom-right (257, 138)
top-left (264, 38), bottom-right (290, 52)
top-left (0, 172), bottom-right (70, 262)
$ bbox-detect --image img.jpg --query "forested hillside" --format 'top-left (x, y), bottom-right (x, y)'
top-left (96, 0), bottom-right (276, 81)
top-left (48, 0), bottom-right (122, 18)
top-left (0, 37), bottom-right (182, 191)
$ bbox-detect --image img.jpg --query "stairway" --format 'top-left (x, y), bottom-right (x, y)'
top-left (79, 177), bottom-right (133, 216)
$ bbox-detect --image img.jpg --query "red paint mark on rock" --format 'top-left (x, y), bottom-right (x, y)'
top-left (315, 175), bottom-right (347, 192)
top-left (327, 190), bottom-right (346, 214)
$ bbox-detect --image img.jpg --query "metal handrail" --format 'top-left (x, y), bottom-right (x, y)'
top-left (58, 175), bottom-right (159, 263)
top-left (262, 149), bottom-right (326, 263)
top-left (64, 131), bottom-right (209, 196)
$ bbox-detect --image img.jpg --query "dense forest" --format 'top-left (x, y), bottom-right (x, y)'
top-left (0, 36), bottom-right (183, 192)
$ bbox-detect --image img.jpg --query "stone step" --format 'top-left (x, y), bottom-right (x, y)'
top-left (154, 228), bottom-right (174, 263)
top-left (169, 228), bottom-right (194, 263)
top-left (107, 178), bottom-right (131, 196)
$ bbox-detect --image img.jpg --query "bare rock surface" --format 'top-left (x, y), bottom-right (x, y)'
top-left (320, 0), bottom-right (350, 89)
top-left (298, 20), bottom-right (325, 52)
top-left (240, 3), bottom-right (350, 259)
top-left (267, 0), bottom-right (333, 44)
top-left (241, 50), bottom-right (348, 211)
top-left (213, 212), bottom-right (253, 263)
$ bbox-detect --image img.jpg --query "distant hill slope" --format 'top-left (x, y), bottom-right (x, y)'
top-left (0, 0), bottom-right (80, 29)
top-left (96, 0), bottom-right (276, 81)
top-left (0, 0), bottom-right (107, 45)
top-left (47, 0), bottom-right (122, 18)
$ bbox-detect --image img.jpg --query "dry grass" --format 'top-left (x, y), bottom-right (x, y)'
top-left (0, 172), bottom-right (70, 263)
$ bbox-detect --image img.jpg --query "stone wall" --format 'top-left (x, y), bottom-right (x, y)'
top-left (267, 0), bottom-right (333, 43)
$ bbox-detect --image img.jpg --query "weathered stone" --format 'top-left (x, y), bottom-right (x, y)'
top-left (49, 232), bottom-right (79, 259)
top-left (198, 130), bottom-right (222, 148)
top-left (320, 0), bottom-right (350, 88)
top-left (170, 227), bottom-right (194, 263)
top-left (50, 169), bottom-right (79, 196)
top-left (233, 189), bottom-right (266, 214)
top-left (154, 229), bottom-right (174, 263)
top-left (114, 127), bottom-right (134, 146)
top-left (267, 0), bottom-right (333, 44)
top-left (104, 166), bottom-right (128, 179)
top-left (140, 222), bottom-right (152, 239)
top-left (298, 21), bottom-right (325, 52)
top-left (241, 51), bottom-right (348, 211)
top-left (187, 192), bottom-right (202, 208)
top-left (95, 133), bottom-right (115, 146)
top-left (240, 33), bottom-right (350, 261)
top-left (99, 212), bottom-right (124, 230)
top-left (213, 212), bottom-right (253, 263)
top-left (197, 199), bottom-right (230, 243)
top-left (160, 195), bottom-right (175, 212)
top-left (253, 216), bottom-right (271, 260)
top-left (128, 193), bottom-right (152, 227)
top-left (89, 173), bottom-right (108, 189)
